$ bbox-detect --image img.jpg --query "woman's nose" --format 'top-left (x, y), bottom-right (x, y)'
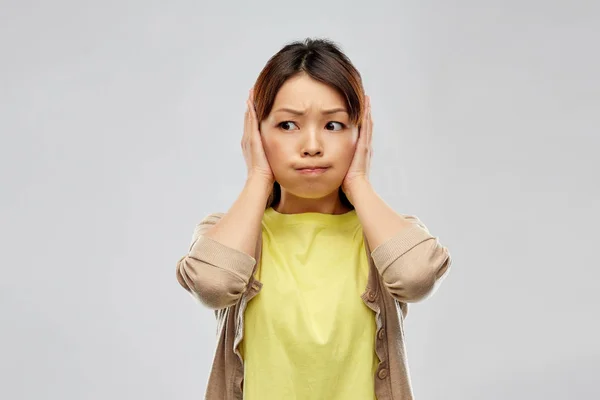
top-left (301, 132), bottom-right (323, 156)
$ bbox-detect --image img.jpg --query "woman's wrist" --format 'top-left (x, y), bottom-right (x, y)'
top-left (246, 173), bottom-right (274, 196)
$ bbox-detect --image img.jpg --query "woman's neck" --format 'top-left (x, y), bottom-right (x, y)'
top-left (273, 189), bottom-right (352, 215)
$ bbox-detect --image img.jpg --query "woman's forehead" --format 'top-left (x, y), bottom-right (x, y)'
top-left (274, 75), bottom-right (346, 106)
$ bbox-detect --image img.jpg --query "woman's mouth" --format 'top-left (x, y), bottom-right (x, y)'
top-left (296, 167), bottom-right (330, 175)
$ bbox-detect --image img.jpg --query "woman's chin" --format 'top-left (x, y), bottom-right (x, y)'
top-left (279, 184), bottom-right (342, 200)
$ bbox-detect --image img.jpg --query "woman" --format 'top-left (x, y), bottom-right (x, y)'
top-left (176, 38), bottom-right (452, 400)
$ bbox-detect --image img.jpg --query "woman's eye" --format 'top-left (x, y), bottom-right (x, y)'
top-left (278, 121), bottom-right (346, 131)
top-left (326, 121), bottom-right (345, 131)
top-left (278, 121), bottom-right (298, 131)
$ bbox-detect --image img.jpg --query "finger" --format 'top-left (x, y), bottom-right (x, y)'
top-left (242, 100), bottom-right (250, 147)
top-left (362, 95), bottom-right (369, 125)
top-left (359, 95), bottom-right (369, 144)
top-left (248, 96), bottom-right (260, 136)
top-left (243, 88), bottom-right (253, 141)
top-left (366, 98), bottom-right (373, 146)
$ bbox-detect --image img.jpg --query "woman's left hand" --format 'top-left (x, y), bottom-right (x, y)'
top-left (342, 95), bottom-right (373, 202)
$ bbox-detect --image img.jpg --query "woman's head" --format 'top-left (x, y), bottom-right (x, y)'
top-left (252, 38), bottom-right (366, 210)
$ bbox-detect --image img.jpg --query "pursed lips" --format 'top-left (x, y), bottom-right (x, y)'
top-left (296, 165), bottom-right (330, 170)
top-left (295, 166), bottom-right (330, 174)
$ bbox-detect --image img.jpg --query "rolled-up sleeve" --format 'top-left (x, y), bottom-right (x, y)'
top-left (176, 213), bottom-right (257, 310)
top-left (370, 215), bottom-right (452, 303)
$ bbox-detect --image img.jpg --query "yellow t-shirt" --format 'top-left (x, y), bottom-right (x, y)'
top-left (239, 207), bottom-right (378, 399)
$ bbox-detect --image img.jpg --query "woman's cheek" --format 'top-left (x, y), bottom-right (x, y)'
top-left (260, 131), bottom-right (276, 159)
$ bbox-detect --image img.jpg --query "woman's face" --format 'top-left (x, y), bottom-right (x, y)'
top-left (259, 73), bottom-right (359, 200)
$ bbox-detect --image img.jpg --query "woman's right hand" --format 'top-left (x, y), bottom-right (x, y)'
top-left (243, 88), bottom-right (274, 186)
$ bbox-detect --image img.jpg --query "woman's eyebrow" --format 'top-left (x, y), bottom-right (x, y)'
top-left (273, 107), bottom-right (348, 115)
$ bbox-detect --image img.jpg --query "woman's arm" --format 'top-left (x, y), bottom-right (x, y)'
top-left (203, 175), bottom-right (272, 257)
top-left (347, 178), bottom-right (452, 303)
top-left (341, 96), bottom-right (451, 303)
top-left (177, 89), bottom-right (274, 310)
top-left (176, 175), bottom-right (272, 309)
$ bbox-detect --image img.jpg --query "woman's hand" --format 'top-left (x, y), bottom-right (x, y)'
top-left (243, 88), bottom-right (274, 185)
top-left (342, 95), bottom-right (372, 203)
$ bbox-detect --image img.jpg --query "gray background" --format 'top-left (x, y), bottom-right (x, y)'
top-left (1, 1), bottom-right (598, 399)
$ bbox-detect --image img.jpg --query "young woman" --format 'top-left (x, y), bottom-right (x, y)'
top-left (176, 38), bottom-right (452, 400)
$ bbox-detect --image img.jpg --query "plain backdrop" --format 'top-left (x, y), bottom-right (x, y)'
top-left (1, 1), bottom-right (598, 399)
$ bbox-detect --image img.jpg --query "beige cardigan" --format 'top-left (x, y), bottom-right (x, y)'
top-left (176, 211), bottom-right (452, 399)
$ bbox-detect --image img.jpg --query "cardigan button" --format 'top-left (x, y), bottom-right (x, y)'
top-left (378, 368), bottom-right (388, 379)
top-left (377, 328), bottom-right (385, 340)
top-left (367, 290), bottom-right (377, 302)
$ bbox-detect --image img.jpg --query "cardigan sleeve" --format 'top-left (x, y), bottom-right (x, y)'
top-left (176, 212), bottom-right (257, 310)
top-left (370, 214), bottom-right (452, 303)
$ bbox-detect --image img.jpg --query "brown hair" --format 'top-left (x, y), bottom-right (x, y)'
top-left (252, 37), bottom-right (366, 210)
